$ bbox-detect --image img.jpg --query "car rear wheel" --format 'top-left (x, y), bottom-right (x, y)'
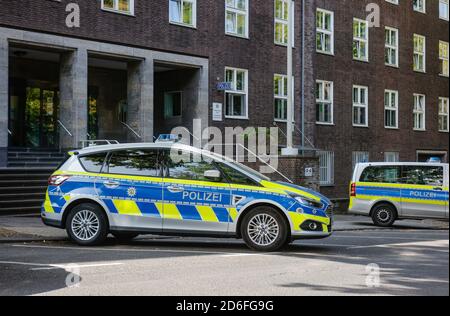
top-left (241, 206), bottom-right (289, 252)
top-left (66, 203), bottom-right (108, 246)
top-left (371, 204), bottom-right (397, 227)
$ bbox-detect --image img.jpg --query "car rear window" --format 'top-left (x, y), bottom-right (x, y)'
top-left (79, 153), bottom-right (108, 173)
top-left (359, 166), bottom-right (401, 184)
top-left (106, 149), bottom-right (160, 177)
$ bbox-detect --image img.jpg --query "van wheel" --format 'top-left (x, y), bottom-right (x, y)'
top-left (241, 206), bottom-right (289, 252)
top-left (66, 203), bottom-right (108, 246)
top-left (372, 204), bottom-right (397, 227)
top-left (112, 232), bottom-right (139, 242)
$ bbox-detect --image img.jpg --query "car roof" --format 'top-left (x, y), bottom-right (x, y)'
top-left (356, 162), bottom-right (449, 168)
top-left (72, 142), bottom-right (202, 155)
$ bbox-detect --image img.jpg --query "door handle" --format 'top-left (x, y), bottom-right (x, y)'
top-left (433, 187), bottom-right (443, 191)
top-left (167, 185), bottom-right (184, 193)
top-left (104, 180), bottom-right (120, 189)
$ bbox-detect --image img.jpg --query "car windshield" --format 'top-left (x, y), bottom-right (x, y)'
top-left (207, 151), bottom-right (272, 182)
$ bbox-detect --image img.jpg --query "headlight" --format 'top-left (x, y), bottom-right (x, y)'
top-left (293, 195), bottom-right (324, 209)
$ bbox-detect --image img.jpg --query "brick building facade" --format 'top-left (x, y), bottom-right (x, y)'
top-left (0, 0), bottom-right (448, 199)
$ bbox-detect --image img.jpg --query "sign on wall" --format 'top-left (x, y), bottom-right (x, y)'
top-left (212, 103), bottom-right (223, 121)
top-left (216, 82), bottom-right (232, 91)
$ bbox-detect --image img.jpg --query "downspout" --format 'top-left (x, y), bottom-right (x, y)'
top-left (301, 0), bottom-right (306, 155)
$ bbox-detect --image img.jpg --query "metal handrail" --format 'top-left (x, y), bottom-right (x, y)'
top-left (57, 120), bottom-right (73, 137)
top-left (119, 121), bottom-right (142, 139)
top-left (7, 129), bottom-right (12, 136)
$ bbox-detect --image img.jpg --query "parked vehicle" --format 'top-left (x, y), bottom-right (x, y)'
top-left (349, 162), bottom-right (449, 226)
top-left (42, 142), bottom-right (333, 251)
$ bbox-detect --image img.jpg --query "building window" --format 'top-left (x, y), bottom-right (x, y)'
top-left (169, 0), bottom-right (196, 27)
top-left (385, 152), bottom-right (400, 162)
top-left (353, 19), bottom-right (369, 61)
top-left (385, 90), bottom-right (399, 129)
top-left (439, 97), bottom-right (449, 132)
top-left (274, 75), bottom-right (288, 121)
top-left (316, 80), bottom-right (333, 124)
top-left (274, 0), bottom-right (288, 45)
top-left (413, 94), bottom-right (426, 131)
top-left (439, 41), bottom-right (449, 77)
top-left (352, 151), bottom-right (370, 169)
top-left (225, 0), bottom-right (249, 38)
top-left (164, 91), bottom-right (183, 119)
top-left (440, 0), bottom-right (449, 20)
top-left (316, 9), bottom-right (334, 55)
top-left (353, 85), bottom-right (369, 127)
top-left (413, 0), bottom-right (426, 13)
top-left (386, 0), bottom-right (399, 4)
top-left (413, 34), bottom-right (426, 72)
top-left (225, 68), bottom-right (248, 119)
top-left (318, 151), bottom-right (334, 186)
top-left (102, 0), bottom-right (134, 15)
top-left (385, 27), bottom-right (399, 67)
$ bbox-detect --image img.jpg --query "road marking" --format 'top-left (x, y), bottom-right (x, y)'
top-left (0, 260), bottom-right (123, 271)
top-left (348, 239), bottom-right (449, 250)
top-left (331, 235), bottom-right (443, 241)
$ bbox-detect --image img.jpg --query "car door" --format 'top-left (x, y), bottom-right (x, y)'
top-left (95, 149), bottom-right (164, 231)
top-left (160, 149), bottom-right (233, 234)
top-left (401, 165), bottom-right (447, 219)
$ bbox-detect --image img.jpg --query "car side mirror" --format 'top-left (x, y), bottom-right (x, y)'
top-left (204, 170), bottom-right (221, 181)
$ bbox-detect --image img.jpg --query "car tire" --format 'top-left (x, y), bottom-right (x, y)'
top-left (112, 232), bottom-right (139, 242)
top-left (241, 206), bottom-right (289, 252)
top-left (66, 203), bottom-right (108, 246)
top-left (371, 204), bottom-right (397, 227)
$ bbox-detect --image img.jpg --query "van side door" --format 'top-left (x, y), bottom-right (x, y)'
top-left (401, 165), bottom-right (447, 219)
top-left (160, 149), bottom-right (233, 234)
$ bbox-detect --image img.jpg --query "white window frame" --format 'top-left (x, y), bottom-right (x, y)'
top-left (352, 151), bottom-right (370, 169)
top-left (440, 0), bottom-right (449, 21)
top-left (385, 90), bottom-right (399, 129)
top-left (353, 18), bottom-right (369, 62)
top-left (224, 67), bottom-right (249, 119)
top-left (413, 34), bottom-right (426, 73)
top-left (386, 0), bottom-right (399, 5)
top-left (318, 151), bottom-right (334, 186)
top-left (169, 0), bottom-right (197, 28)
top-left (439, 97), bottom-right (449, 132)
top-left (385, 152), bottom-right (400, 162)
top-left (225, 0), bottom-right (249, 38)
top-left (274, 0), bottom-right (295, 46)
top-left (385, 27), bottom-right (399, 67)
top-left (316, 8), bottom-right (334, 55)
top-left (413, 94), bottom-right (426, 131)
top-left (101, 0), bottom-right (135, 15)
top-left (439, 41), bottom-right (449, 77)
top-left (413, 0), bottom-right (426, 13)
top-left (352, 85), bottom-right (369, 127)
top-left (316, 80), bottom-right (334, 125)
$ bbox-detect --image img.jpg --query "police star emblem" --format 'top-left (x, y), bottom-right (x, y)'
top-left (127, 187), bottom-right (137, 198)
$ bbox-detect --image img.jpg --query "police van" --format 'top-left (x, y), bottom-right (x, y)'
top-left (41, 142), bottom-right (333, 251)
top-left (349, 162), bottom-right (449, 227)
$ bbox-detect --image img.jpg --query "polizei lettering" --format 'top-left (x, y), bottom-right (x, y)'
top-left (409, 191), bottom-right (437, 199)
top-left (182, 191), bottom-right (222, 203)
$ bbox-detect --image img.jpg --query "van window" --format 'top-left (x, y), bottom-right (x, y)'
top-left (402, 166), bottom-right (444, 186)
top-left (162, 149), bottom-right (221, 182)
top-left (79, 153), bottom-right (107, 173)
top-left (106, 150), bottom-right (160, 177)
top-left (360, 166), bottom-right (401, 183)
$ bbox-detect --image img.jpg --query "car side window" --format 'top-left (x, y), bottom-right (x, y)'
top-left (217, 162), bottom-right (260, 186)
top-left (79, 153), bottom-right (107, 173)
top-left (402, 166), bottom-right (444, 187)
top-left (162, 149), bottom-right (221, 182)
top-left (106, 149), bottom-right (160, 177)
top-left (360, 166), bottom-right (401, 184)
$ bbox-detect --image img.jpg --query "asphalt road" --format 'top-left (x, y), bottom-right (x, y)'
top-left (0, 229), bottom-right (448, 296)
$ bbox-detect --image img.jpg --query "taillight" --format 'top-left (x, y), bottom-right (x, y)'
top-left (350, 183), bottom-right (356, 197)
top-left (48, 175), bottom-right (71, 186)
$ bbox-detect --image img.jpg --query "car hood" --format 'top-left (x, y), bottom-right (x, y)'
top-left (261, 180), bottom-right (331, 205)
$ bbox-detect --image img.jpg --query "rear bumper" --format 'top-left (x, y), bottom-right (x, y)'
top-left (41, 208), bottom-right (64, 229)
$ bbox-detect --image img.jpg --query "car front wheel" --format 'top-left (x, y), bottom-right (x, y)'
top-left (241, 206), bottom-right (289, 252)
top-left (66, 203), bottom-right (108, 246)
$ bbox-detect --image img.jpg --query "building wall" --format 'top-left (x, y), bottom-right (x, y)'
top-left (310, 0), bottom-right (449, 198)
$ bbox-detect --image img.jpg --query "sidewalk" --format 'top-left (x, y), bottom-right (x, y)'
top-left (0, 213), bottom-right (448, 243)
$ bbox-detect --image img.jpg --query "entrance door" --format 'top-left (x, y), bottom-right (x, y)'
top-left (24, 87), bottom-right (59, 148)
